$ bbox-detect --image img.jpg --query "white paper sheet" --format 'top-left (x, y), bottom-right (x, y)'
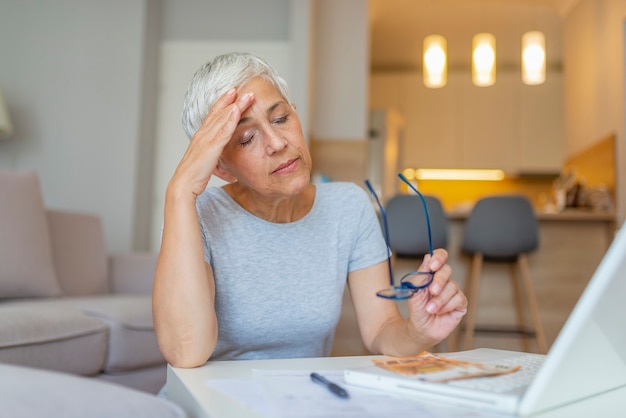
top-left (205, 369), bottom-right (513, 418)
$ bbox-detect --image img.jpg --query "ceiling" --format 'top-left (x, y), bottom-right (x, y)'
top-left (369, 0), bottom-right (579, 70)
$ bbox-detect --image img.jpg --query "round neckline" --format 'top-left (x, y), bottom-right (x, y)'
top-left (214, 185), bottom-right (319, 226)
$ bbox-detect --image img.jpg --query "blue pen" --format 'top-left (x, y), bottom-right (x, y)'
top-left (310, 372), bottom-right (350, 399)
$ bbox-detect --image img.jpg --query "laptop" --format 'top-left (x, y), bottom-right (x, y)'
top-left (345, 222), bottom-right (626, 416)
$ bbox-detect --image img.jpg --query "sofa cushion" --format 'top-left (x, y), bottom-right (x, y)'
top-left (3, 295), bottom-right (165, 372)
top-left (0, 363), bottom-right (186, 418)
top-left (0, 305), bottom-right (108, 376)
top-left (46, 209), bottom-right (109, 296)
top-left (0, 170), bottom-right (61, 298)
top-left (78, 295), bottom-right (165, 372)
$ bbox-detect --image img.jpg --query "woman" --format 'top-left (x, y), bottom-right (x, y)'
top-left (153, 52), bottom-right (467, 368)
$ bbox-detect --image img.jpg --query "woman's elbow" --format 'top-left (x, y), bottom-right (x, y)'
top-left (167, 355), bottom-right (209, 369)
top-left (161, 342), bottom-right (215, 368)
top-left (156, 325), bottom-right (218, 368)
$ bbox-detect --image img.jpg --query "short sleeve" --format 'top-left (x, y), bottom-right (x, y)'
top-left (347, 187), bottom-right (389, 272)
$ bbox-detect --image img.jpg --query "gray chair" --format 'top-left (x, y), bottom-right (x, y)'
top-left (385, 194), bottom-right (448, 258)
top-left (458, 195), bottom-right (547, 353)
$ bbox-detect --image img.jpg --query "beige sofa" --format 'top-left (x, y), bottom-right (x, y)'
top-left (0, 362), bottom-right (185, 417)
top-left (0, 170), bottom-right (166, 394)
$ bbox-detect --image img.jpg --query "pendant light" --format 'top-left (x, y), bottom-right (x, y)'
top-left (472, 33), bottom-right (496, 87)
top-left (423, 35), bottom-right (447, 88)
top-left (522, 31), bottom-right (546, 85)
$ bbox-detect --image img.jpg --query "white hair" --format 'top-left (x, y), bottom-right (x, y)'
top-left (181, 52), bottom-right (290, 139)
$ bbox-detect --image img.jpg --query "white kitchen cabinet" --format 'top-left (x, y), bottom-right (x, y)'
top-left (518, 74), bottom-right (564, 173)
top-left (369, 71), bottom-right (564, 173)
top-left (404, 74), bottom-right (462, 169)
top-left (457, 72), bottom-right (519, 172)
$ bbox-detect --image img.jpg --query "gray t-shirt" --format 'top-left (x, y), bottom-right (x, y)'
top-left (195, 182), bottom-right (388, 361)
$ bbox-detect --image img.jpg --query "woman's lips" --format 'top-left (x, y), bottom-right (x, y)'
top-left (271, 158), bottom-right (299, 174)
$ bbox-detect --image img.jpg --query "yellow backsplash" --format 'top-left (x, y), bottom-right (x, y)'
top-left (562, 133), bottom-right (616, 193)
top-left (402, 177), bottom-right (555, 212)
top-left (406, 134), bottom-right (616, 213)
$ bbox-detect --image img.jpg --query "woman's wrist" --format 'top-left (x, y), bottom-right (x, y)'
top-left (165, 176), bottom-right (201, 207)
top-left (404, 318), bottom-right (437, 353)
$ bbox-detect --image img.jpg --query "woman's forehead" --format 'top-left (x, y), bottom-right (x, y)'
top-left (238, 78), bottom-right (289, 119)
top-left (238, 77), bottom-right (284, 100)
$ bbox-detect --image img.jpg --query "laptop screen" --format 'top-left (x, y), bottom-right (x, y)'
top-left (520, 222), bottom-right (626, 414)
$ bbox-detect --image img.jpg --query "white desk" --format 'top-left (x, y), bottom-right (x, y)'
top-left (167, 355), bottom-right (626, 418)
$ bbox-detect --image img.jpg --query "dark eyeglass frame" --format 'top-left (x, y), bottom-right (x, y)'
top-left (365, 173), bottom-right (435, 300)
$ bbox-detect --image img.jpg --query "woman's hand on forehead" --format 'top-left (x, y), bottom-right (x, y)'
top-left (172, 89), bottom-right (255, 197)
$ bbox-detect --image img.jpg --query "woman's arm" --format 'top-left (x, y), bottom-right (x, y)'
top-left (348, 249), bottom-right (467, 356)
top-left (152, 89), bottom-right (255, 368)
top-left (152, 184), bottom-right (218, 368)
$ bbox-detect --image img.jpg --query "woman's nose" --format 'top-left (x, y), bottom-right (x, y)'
top-left (264, 128), bottom-right (288, 154)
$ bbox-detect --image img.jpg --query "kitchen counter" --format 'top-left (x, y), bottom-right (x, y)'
top-left (534, 209), bottom-right (616, 222)
top-left (447, 208), bottom-right (616, 222)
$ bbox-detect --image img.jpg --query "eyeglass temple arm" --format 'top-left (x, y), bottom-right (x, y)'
top-left (364, 180), bottom-right (395, 287)
top-left (397, 173), bottom-right (434, 257)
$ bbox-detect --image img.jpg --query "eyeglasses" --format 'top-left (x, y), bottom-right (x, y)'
top-left (365, 173), bottom-right (435, 300)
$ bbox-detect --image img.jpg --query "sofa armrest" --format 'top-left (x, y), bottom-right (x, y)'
top-left (108, 253), bottom-right (158, 295)
top-left (47, 209), bottom-right (108, 296)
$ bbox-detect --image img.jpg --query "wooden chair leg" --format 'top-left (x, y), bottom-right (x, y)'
top-left (518, 254), bottom-right (548, 354)
top-left (510, 262), bottom-right (530, 352)
top-left (455, 258), bottom-right (473, 351)
top-left (462, 253), bottom-right (483, 351)
top-left (447, 262), bottom-right (475, 352)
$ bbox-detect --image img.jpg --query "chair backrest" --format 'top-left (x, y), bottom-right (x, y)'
top-left (385, 194), bottom-right (448, 257)
top-left (462, 195), bottom-right (538, 259)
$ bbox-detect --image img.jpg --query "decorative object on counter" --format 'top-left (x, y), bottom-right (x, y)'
top-left (565, 180), bottom-right (583, 208)
top-left (551, 169), bottom-right (613, 212)
top-left (551, 170), bottom-right (576, 211)
top-left (585, 185), bottom-right (614, 213)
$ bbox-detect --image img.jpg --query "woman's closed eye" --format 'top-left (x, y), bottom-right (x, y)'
top-left (272, 115), bottom-right (289, 124)
top-left (236, 109), bottom-right (291, 147)
top-left (239, 131), bottom-right (256, 147)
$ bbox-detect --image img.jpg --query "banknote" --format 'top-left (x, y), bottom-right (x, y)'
top-left (373, 352), bottom-right (521, 382)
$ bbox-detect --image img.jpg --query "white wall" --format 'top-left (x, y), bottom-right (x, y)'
top-left (0, 0), bottom-right (149, 253)
top-left (313, 0), bottom-right (369, 140)
top-left (161, 0), bottom-right (290, 41)
top-left (563, 0), bottom-right (626, 224)
top-left (0, 0), bottom-right (311, 253)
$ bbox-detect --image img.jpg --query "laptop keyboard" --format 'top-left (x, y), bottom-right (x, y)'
top-left (447, 354), bottom-right (545, 393)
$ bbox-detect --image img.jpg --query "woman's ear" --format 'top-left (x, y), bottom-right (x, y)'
top-left (212, 160), bottom-right (237, 183)
top-left (291, 102), bottom-right (297, 110)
